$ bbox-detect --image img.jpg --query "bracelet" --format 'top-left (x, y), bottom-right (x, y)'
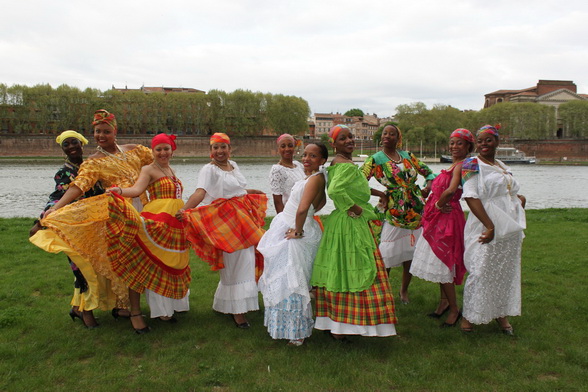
top-left (348, 210), bottom-right (361, 218)
top-left (485, 227), bottom-right (495, 231)
top-left (434, 202), bottom-right (442, 210)
top-left (294, 231), bottom-right (304, 237)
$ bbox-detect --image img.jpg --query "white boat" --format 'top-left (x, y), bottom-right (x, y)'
top-left (441, 147), bottom-right (536, 164)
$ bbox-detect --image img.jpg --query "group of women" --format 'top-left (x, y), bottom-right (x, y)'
top-left (30, 110), bottom-right (526, 342)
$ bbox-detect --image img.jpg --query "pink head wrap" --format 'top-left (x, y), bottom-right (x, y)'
top-left (276, 133), bottom-right (295, 145)
top-left (151, 133), bottom-right (177, 150)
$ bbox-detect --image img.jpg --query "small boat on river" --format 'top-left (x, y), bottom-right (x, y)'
top-left (441, 146), bottom-right (536, 164)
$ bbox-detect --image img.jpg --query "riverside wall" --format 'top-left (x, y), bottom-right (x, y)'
top-left (0, 135), bottom-right (587, 161)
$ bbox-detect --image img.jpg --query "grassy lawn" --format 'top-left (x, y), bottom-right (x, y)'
top-left (0, 209), bottom-right (586, 391)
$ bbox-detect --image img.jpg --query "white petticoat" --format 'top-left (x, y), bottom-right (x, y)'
top-left (314, 317), bottom-right (397, 337)
top-left (379, 221), bottom-right (422, 268)
top-left (212, 247), bottom-right (260, 314)
top-left (410, 235), bottom-right (454, 284)
top-left (145, 289), bottom-right (190, 318)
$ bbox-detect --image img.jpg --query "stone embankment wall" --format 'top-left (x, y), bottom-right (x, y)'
top-left (514, 139), bottom-right (588, 162)
top-left (1, 135), bottom-right (587, 161)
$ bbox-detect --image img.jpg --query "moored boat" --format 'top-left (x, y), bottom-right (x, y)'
top-left (441, 146), bottom-right (536, 164)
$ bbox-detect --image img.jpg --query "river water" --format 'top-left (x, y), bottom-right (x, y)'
top-left (4, 161), bottom-right (587, 218)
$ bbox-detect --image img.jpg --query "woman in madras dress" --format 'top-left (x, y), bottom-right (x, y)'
top-left (258, 142), bottom-right (328, 346)
top-left (29, 130), bottom-right (105, 328)
top-left (410, 129), bottom-right (474, 327)
top-left (31, 109), bottom-right (153, 333)
top-left (460, 125), bottom-right (526, 335)
top-left (310, 125), bottom-right (397, 342)
top-left (106, 133), bottom-right (190, 323)
top-left (361, 124), bottom-right (435, 304)
top-left (178, 133), bottom-right (267, 329)
top-left (268, 133), bottom-right (305, 214)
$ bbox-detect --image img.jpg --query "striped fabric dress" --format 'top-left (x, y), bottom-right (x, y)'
top-left (107, 177), bottom-right (191, 308)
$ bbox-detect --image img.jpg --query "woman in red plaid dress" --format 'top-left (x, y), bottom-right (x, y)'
top-left (179, 133), bottom-right (267, 329)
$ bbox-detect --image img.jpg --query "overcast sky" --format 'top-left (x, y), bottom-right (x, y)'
top-left (2, 0), bottom-right (587, 117)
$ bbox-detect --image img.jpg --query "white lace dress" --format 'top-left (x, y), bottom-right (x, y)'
top-left (269, 162), bottom-right (305, 213)
top-left (197, 161), bottom-right (259, 314)
top-left (462, 159), bottom-right (526, 325)
top-left (257, 173), bottom-right (323, 340)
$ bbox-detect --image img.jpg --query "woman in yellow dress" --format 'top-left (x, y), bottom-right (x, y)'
top-left (31, 109), bottom-right (153, 333)
top-left (107, 133), bottom-right (190, 322)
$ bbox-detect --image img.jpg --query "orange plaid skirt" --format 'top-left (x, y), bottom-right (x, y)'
top-left (183, 194), bottom-right (267, 274)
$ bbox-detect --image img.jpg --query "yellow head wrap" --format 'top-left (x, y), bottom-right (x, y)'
top-left (55, 130), bottom-right (89, 146)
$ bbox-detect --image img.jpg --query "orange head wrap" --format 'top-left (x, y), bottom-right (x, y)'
top-left (92, 109), bottom-right (117, 130)
top-left (328, 124), bottom-right (350, 144)
top-left (210, 132), bottom-right (230, 145)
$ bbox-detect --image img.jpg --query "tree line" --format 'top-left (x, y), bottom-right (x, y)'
top-left (0, 84), bottom-right (310, 136)
top-left (374, 101), bottom-right (588, 155)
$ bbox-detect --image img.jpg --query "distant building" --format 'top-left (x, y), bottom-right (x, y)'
top-left (312, 112), bottom-right (385, 140)
top-left (484, 80), bottom-right (587, 108)
top-left (484, 80), bottom-right (588, 138)
top-left (112, 85), bottom-right (206, 94)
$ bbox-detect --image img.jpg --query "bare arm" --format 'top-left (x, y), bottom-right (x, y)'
top-left (273, 194), bottom-right (285, 214)
top-left (435, 162), bottom-right (463, 212)
top-left (464, 197), bottom-right (495, 244)
top-left (286, 174), bottom-right (325, 239)
top-left (45, 185), bottom-right (84, 214)
top-left (176, 188), bottom-right (207, 220)
top-left (247, 189), bottom-right (265, 194)
top-left (107, 165), bottom-right (153, 198)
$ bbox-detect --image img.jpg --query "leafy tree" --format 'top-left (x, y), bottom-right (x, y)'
top-left (558, 100), bottom-right (588, 138)
top-left (344, 108), bottom-right (364, 117)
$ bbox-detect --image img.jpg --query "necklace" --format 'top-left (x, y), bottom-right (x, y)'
top-left (383, 149), bottom-right (402, 164)
top-left (97, 144), bottom-right (127, 161)
top-left (211, 159), bottom-right (232, 171)
top-left (65, 158), bottom-right (81, 170)
top-left (154, 162), bottom-right (181, 199)
top-left (336, 153), bottom-right (353, 162)
top-left (279, 159), bottom-right (295, 169)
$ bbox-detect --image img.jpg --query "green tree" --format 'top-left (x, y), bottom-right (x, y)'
top-left (558, 100), bottom-right (588, 138)
top-left (344, 108), bottom-right (364, 117)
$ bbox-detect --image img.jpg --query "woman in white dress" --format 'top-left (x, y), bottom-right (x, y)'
top-left (178, 133), bottom-right (266, 329)
top-left (460, 125), bottom-right (526, 335)
top-left (258, 143), bottom-right (328, 346)
top-left (269, 134), bottom-right (305, 214)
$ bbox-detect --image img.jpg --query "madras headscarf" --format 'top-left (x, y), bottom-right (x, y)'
top-left (276, 133), bottom-right (294, 145)
top-left (92, 109), bottom-right (117, 130)
top-left (328, 124), bottom-right (350, 143)
top-left (55, 130), bottom-right (89, 146)
top-left (151, 133), bottom-right (177, 150)
top-left (210, 132), bottom-right (230, 145)
top-left (477, 124), bottom-right (499, 138)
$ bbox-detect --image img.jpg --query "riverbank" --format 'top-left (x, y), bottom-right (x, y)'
top-left (1, 208), bottom-right (586, 391)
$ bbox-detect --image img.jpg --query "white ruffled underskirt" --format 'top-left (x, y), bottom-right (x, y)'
top-left (145, 289), bottom-right (190, 318)
top-left (314, 317), bottom-right (397, 337)
top-left (379, 222), bottom-right (422, 268)
top-left (410, 236), bottom-right (454, 284)
top-left (212, 247), bottom-right (260, 314)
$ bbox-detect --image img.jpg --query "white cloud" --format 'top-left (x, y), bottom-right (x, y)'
top-left (2, 0), bottom-right (588, 116)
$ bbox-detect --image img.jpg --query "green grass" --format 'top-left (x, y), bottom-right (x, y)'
top-left (0, 209), bottom-right (586, 391)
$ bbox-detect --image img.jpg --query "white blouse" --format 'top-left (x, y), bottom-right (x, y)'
top-left (268, 161), bottom-right (305, 205)
top-left (196, 161), bottom-right (247, 205)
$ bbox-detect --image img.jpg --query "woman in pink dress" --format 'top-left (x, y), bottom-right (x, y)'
top-left (410, 129), bottom-right (474, 327)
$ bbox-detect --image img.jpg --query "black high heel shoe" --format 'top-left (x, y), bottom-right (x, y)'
top-left (440, 311), bottom-right (462, 328)
top-left (69, 308), bottom-right (82, 322)
top-left (81, 311), bottom-right (100, 329)
top-left (232, 315), bottom-right (250, 329)
top-left (427, 304), bottom-right (450, 319)
top-left (130, 314), bottom-right (151, 335)
top-left (112, 308), bottom-right (130, 320)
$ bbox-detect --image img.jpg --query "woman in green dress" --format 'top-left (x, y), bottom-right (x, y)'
top-left (310, 125), bottom-right (397, 341)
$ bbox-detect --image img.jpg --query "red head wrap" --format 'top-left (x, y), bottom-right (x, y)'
top-left (210, 132), bottom-right (230, 145)
top-left (92, 109), bottom-right (117, 130)
top-left (151, 133), bottom-right (177, 150)
top-left (477, 124), bottom-right (500, 138)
